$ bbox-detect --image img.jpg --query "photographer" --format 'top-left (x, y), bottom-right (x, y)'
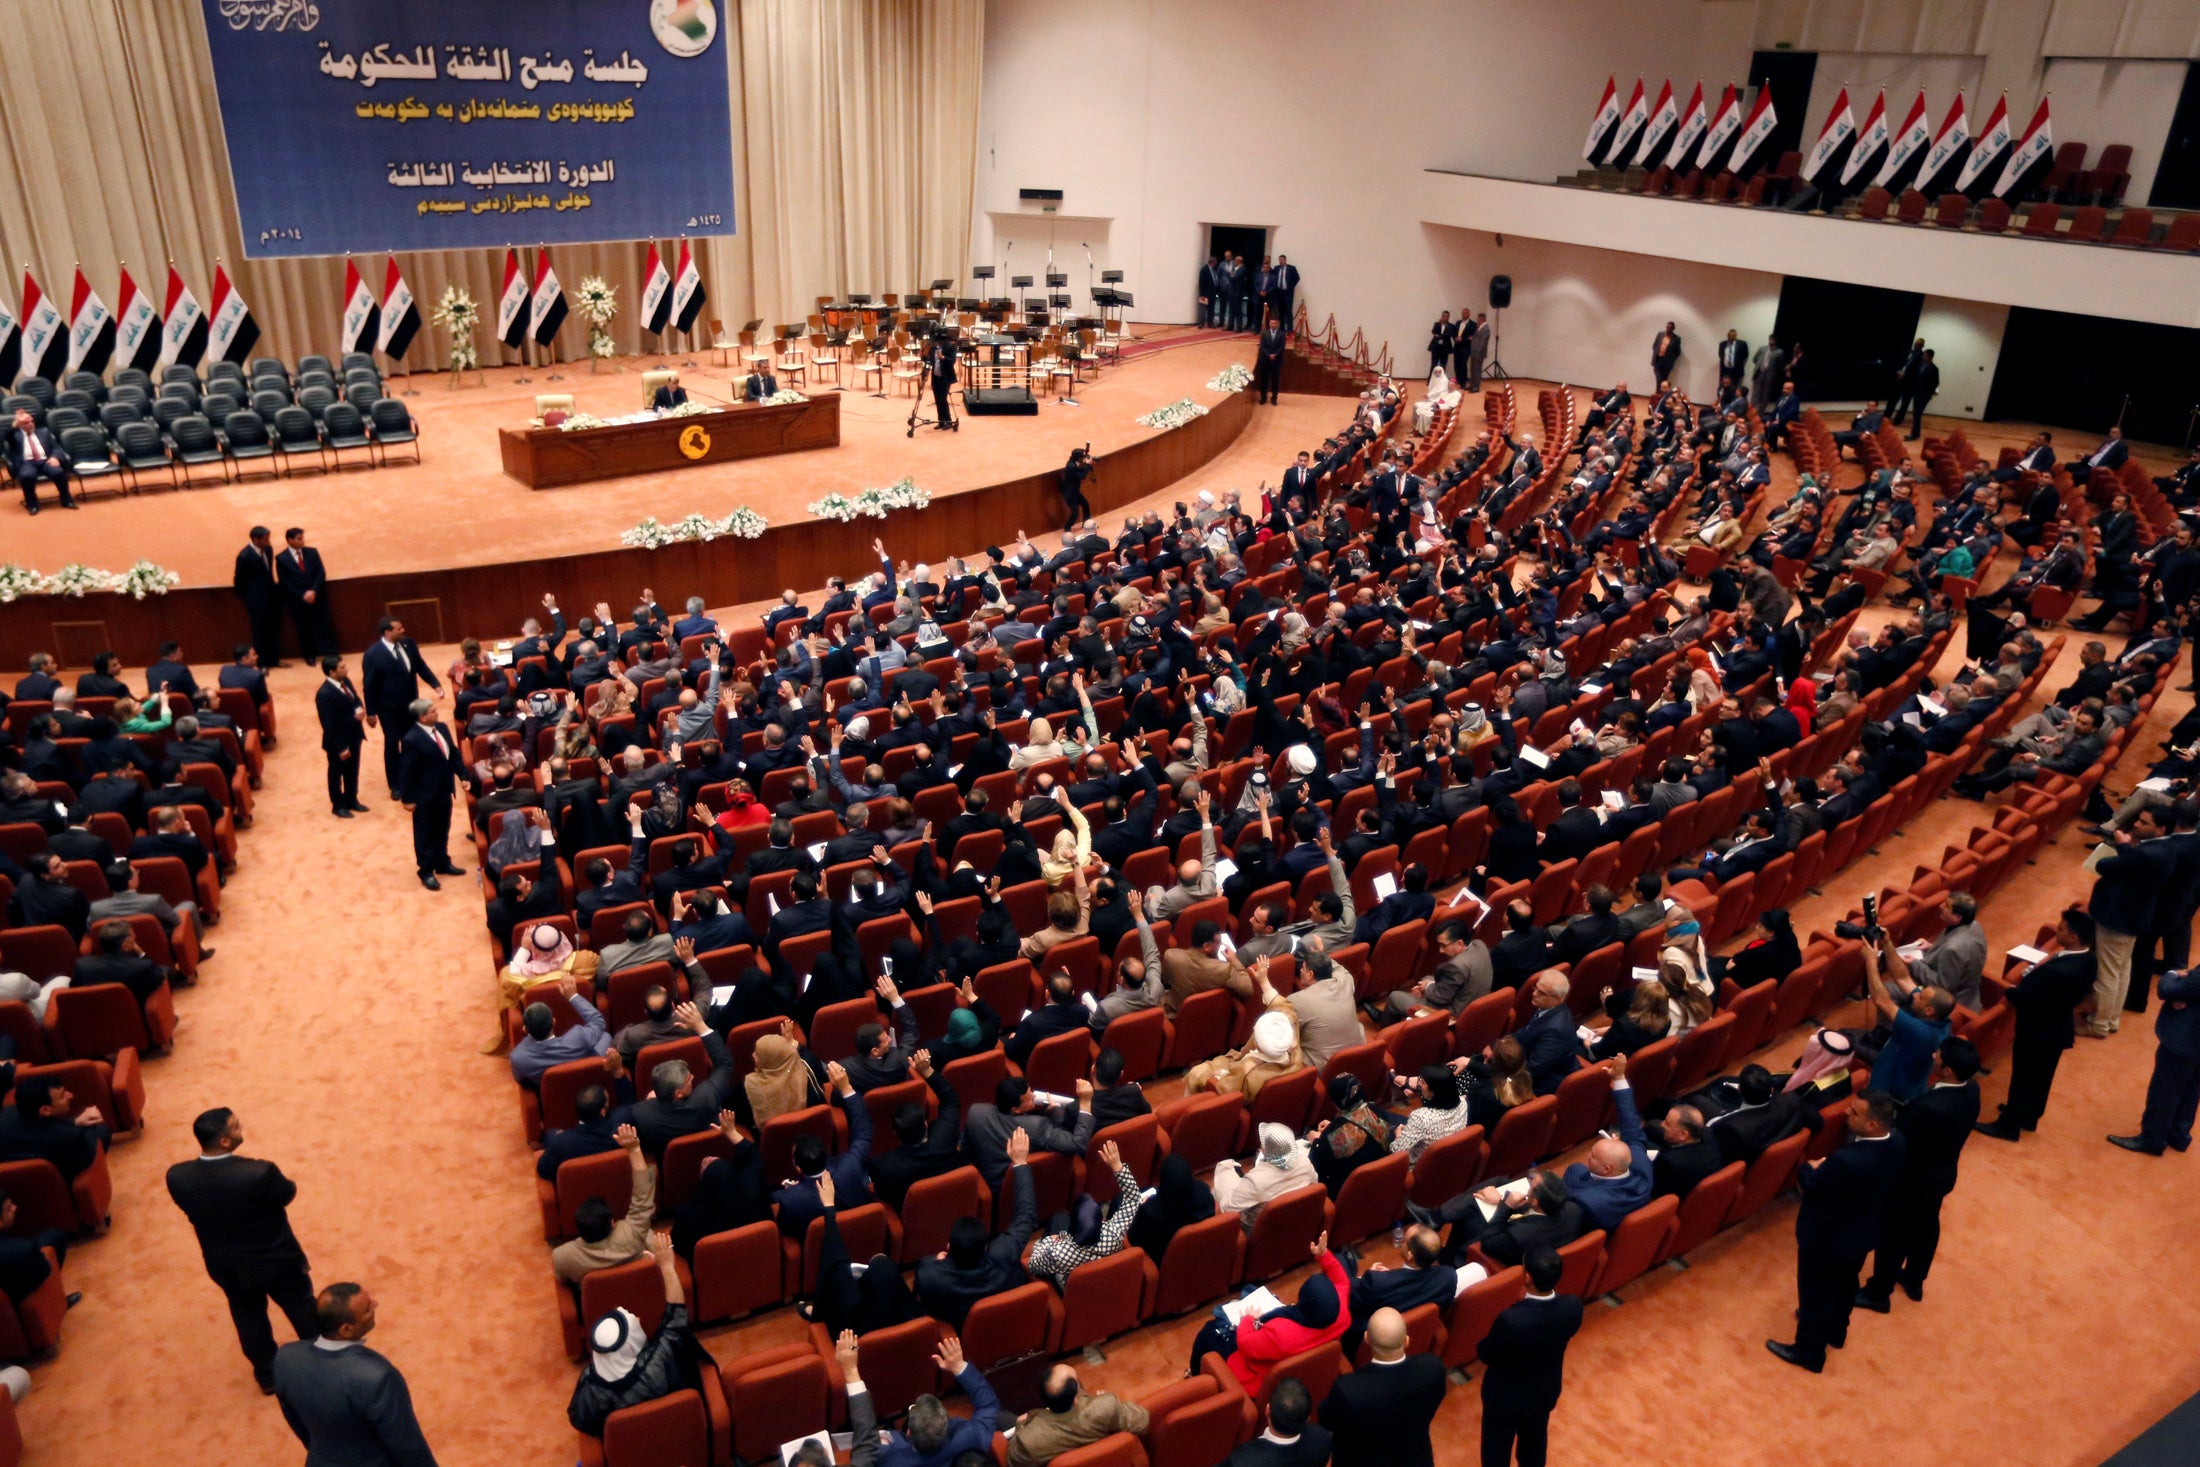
top-left (1858, 922), bottom-right (1957, 1103)
top-left (1057, 445), bottom-right (1095, 531)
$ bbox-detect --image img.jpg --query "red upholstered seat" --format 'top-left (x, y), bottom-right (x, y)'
top-left (1142, 1213), bottom-right (1244, 1318)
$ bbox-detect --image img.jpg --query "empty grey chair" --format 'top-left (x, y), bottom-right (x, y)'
top-left (222, 409), bottom-right (278, 479)
top-left (158, 363), bottom-right (200, 391)
top-left (343, 382), bottom-right (379, 413)
top-left (112, 366), bottom-right (153, 393)
top-left (97, 402), bottom-right (144, 436)
top-left (297, 384), bottom-right (336, 420)
top-left (369, 397), bottom-right (420, 465)
top-left (340, 352), bottom-right (377, 375)
top-left (343, 365), bottom-right (382, 391)
top-left (296, 353), bottom-right (335, 379)
top-left (296, 369), bottom-right (336, 394)
top-left (248, 370), bottom-right (290, 397)
top-left (321, 401), bottom-right (373, 467)
top-left (170, 414), bottom-right (228, 485)
top-left (202, 394), bottom-right (243, 434)
top-left (205, 359), bottom-right (246, 385)
top-left (14, 376), bottom-right (55, 406)
top-left (45, 406), bottom-right (90, 437)
top-left (151, 396), bottom-right (194, 438)
top-left (61, 372), bottom-right (107, 403)
top-left (108, 383), bottom-right (150, 409)
top-left (60, 425), bottom-right (120, 493)
top-left (272, 405), bottom-right (323, 474)
top-left (157, 383), bottom-right (201, 413)
top-left (54, 388), bottom-right (97, 414)
top-left (250, 387), bottom-right (290, 420)
top-left (247, 355), bottom-right (288, 383)
top-left (115, 420), bottom-right (174, 491)
top-left (3, 394), bottom-right (45, 426)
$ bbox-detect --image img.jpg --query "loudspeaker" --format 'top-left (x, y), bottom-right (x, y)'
top-left (1489, 275), bottom-right (1513, 309)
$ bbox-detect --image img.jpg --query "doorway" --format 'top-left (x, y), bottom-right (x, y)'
top-left (1747, 50), bottom-right (1818, 170)
top-left (2151, 61), bottom-right (2200, 209)
top-left (1201, 224), bottom-right (1270, 327)
top-left (1772, 275), bottom-right (1923, 402)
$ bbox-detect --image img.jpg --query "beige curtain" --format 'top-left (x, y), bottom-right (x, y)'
top-left (0, 0), bottom-right (978, 370)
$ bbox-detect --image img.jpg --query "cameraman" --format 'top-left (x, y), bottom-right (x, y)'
top-left (1860, 933), bottom-right (1957, 1104)
top-left (1878, 890), bottom-right (1986, 1014)
top-left (1057, 446), bottom-right (1095, 531)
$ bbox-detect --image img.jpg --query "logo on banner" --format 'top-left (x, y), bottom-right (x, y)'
top-left (215, 1), bottom-right (322, 32)
top-left (651, 0), bottom-right (716, 56)
top-left (678, 423), bottom-right (711, 459)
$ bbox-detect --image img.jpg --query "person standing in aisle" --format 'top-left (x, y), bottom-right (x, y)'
top-left (314, 655), bottom-right (369, 819)
top-left (165, 1108), bottom-right (318, 1395)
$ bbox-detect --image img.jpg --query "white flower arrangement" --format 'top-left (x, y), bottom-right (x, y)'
top-left (621, 508), bottom-right (770, 549)
top-left (809, 476), bottom-right (929, 522)
top-left (1207, 364), bottom-right (1254, 392)
top-left (0, 564), bottom-right (41, 603)
top-left (662, 400), bottom-right (713, 418)
top-left (761, 389), bottom-right (809, 406)
top-left (576, 276), bottom-right (618, 358)
top-left (1137, 397), bottom-right (1210, 430)
top-left (431, 285), bottom-right (481, 372)
top-left (114, 560), bottom-right (182, 600)
top-left (555, 412), bottom-right (608, 432)
top-left (43, 563), bottom-right (113, 597)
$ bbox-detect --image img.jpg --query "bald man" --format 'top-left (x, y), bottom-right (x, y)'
top-left (1557, 1055), bottom-right (1651, 1231)
top-left (1317, 1306), bottom-right (1447, 1467)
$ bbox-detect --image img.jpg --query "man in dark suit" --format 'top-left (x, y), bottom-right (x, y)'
top-left (2086, 806), bottom-right (2175, 1036)
top-left (275, 527), bottom-right (332, 659)
top-left (868, 1056), bottom-right (964, 1212)
top-left (361, 616), bottom-right (441, 798)
top-left (165, 1107), bottom-right (317, 1393)
top-left (232, 525), bottom-right (285, 665)
top-left (1341, 1225), bottom-right (1455, 1357)
top-left (923, 335), bottom-right (958, 430)
top-left (1650, 1105), bottom-right (1724, 1199)
top-left (1512, 974), bottom-right (1587, 1094)
top-left (650, 374), bottom-right (689, 409)
top-left (741, 367), bottom-right (779, 400)
top-left (1224, 1377), bottom-right (1330, 1467)
top-left (1197, 257), bottom-right (1223, 328)
top-left (2110, 963), bottom-right (2200, 1155)
top-left (1271, 256), bottom-right (1300, 325)
top-left (1715, 329), bottom-right (1749, 391)
top-left (314, 655), bottom-right (369, 819)
top-left (1977, 909), bottom-right (2097, 1140)
top-left (1767, 1089), bottom-right (1908, 1372)
top-left (1534, 782), bottom-right (1605, 868)
top-left (271, 1282), bottom-right (438, 1467)
top-left (1650, 322), bottom-right (1681, 386)
top-left (913, 1138), bottom-right (1035, 1329)
top-left (2073, 426), bottom-right (2130, 486)
top-left (395, 698), bottom-right (466, 891)
top-left (6, 406), bottom-right (75, 512)
top-left (1255, 315), bottom-right (1288, 405)
top-left (1478, 1246), bottom-right (1582, 1467)
top-left (1900, 349), bottom-right (1939, 439)
top-left (1708, 1064), bottom-right (1819, 1164)
top-left (1860, 1037), bottom-right (1980, 1310)
top-left (1319, 1306), bottom-right (1445, 1467)
top-left (770, 1067), bottom-right (874, 1238)
top-left (1279, 452), bottom-right (1318, 509)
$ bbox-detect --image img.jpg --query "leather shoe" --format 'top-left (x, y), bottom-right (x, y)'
top-left (1901, 1280), bottom-right (1923, 1302)
top-left (2108, 1133), bottom-right (2165, 1155)
top-left (1853, 1290), bottom-right (1890, 1314)
top-left (435, 862), bottom-right (464, 877)
top-left (346, 800), bottom-right (370, 813)
top-left (1765, 1340), bottom-right (1823, 1373)
top-left (419, 874), bottom-right (441, 891)
top-left (197, 947), bottom-right (215, 963)
top-left (24, 505), bottom-right (37, 516)
top-left (64, 1291), bottom-right (81, 1308)
top-left (64, 500), bottom-right (79, 510)
top-left (333, 807), bottom-right (354, 819)
top-left (1972, 1119), bottom-right (2023, 1142)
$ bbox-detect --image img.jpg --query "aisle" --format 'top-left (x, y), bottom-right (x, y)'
top-left (21, 657), bottom-right (577, 1465)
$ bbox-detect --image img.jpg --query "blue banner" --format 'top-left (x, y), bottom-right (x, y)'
top-left (199, 0), bottom-right (736, 258)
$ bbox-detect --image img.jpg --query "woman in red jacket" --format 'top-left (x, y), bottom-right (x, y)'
top-left (1188, 1232), bottom-right (1350, 1392)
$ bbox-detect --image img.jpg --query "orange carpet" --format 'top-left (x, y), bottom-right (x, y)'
top-left (12, 385), bottom-right (2200, 1467)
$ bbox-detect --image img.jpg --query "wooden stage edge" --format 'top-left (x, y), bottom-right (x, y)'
top-left (0, 388), bottom-right (1256, 665)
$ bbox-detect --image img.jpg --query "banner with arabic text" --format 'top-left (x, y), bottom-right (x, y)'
top-left (199, 0), bottom-right (736, 259)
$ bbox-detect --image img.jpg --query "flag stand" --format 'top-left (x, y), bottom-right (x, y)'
top-left (545, 335), bottom-right (565, 383)
top-left (514, 337), bottom-right (533, 386)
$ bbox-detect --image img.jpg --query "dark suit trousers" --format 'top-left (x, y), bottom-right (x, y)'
top-left (244, 599), bottom-right (284, 665)
top-left (1480, 1406), bottom-right (1551, 1467)
top-left (15, 458), bottom-right (72, 508)
top-left (1865, 1180), bottom-right (1950, 1297)
top-left (379, 723), bottom-right (407, 795)
top-left (1905, 395), bottom-right (1933, 435)
top-left (2141, 1048), bottom-right (2200, 1148)
top-left (326, 746), bottom-right (360, 811)
top-left (1254, 355), bottom-right (1282, 403)
top-left (2000, 1037), bottom-right (2067, 1129)
top-left (932, 377), bottom-right (955, 426)
top-left (410, 795), bottom-right (453, 876)
top-left (287, 597), bottom-right (329, 659)
top-left (217, 1259), bottom-right (319, 1375)
top-left (1793, 1239), bottom-right (1868, 1361)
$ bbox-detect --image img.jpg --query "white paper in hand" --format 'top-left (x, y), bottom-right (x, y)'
top-left (1372, 872), bottom-right (1399, 902)
top-left (2006, 943), bottom-right (2050, 965)
top-left (1214, 857), bottom-right (1239, 884)
top-left (782, 1433), bottom-right (833, 1467)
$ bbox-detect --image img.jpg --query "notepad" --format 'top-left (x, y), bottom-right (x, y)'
top-left (1372, 872), bottom-right (1399, 902)
top-left (1214, 857), bottom-right (1238, 883)
top-left (2007, 943), bottom-right (2051, 965)
top-left (1220, 1286), bottom-right (1285, 1325)
top-left (1518, 746), bottom-right (1550, 769)
top-left (1600, 790), bottom-right (1626, 812)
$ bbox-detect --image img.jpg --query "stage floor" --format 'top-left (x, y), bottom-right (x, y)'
top-left (10, 327), bottom-right (1255, 588)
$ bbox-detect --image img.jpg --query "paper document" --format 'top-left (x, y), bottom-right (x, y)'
top-left (1214, 857), bottom-right (1238, 883)
top-left (2006, 943), bottom-right (2050, 965)
top-left (1372, 872), bottom-right (1399, 902)
top-left (1518, 746), bottom-right (1550, 770)
top-left (2140, 778), bottom-right (2174, 793)
top-left (1220, 1286), bottom-right (1285, 1325)
top-left (1599, 790), bottom-right (1626, 812)
top-left (2081, 842), bottom-right (2115, 876)
top-left (782, 1433), bottom-right (834, 1467)
top-left (807, 842), bottom-right (830, 863)
top-left (1631, 966), bottom-right (1659, 984)
top-left (1081, 992), bottom-right (1099, 1013)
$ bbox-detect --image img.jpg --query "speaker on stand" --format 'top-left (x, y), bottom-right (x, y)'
top-left (1486, 273), bottom-right (1513, 382)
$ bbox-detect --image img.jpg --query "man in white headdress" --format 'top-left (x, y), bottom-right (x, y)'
top-left (567, 1231), bottom-right (706, 1438)
top-left (1211, 1118), bottom-right (1319, 1230)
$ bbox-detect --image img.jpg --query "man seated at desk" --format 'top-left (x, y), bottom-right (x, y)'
top-left (651, 374), bottom-right (689, 411)
top-left (742, 367), bottom-right (780, 401)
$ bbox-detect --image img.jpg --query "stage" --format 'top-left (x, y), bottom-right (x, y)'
top-left (0, 327), bottom-right (1260, 659)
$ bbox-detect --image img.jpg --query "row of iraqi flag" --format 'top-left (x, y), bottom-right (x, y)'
top-left (1584, 77), bottom-right (2057, 199)
top-left (468, 239), bottom-right (706, 357)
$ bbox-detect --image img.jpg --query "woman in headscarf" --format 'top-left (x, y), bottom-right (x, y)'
top-left (1206, 663), bottom-right (1245, 718)
top-left (1028, 1140), bottom-right (1140, 1287)
top-left (1387, 1065), bottom-right (1473, 1161)
top-left (568, 1234), bottom-right (710, 1437)
top-left (808, 1176), bottom-right (922, 1336)
top-left (1186, 1238), bottom-right (1351, 1391)
top-left (1685, 647), bottom-right (1721, 709)
top-left (1039, 804), bottom-right (1093, 890)
top-left (1183, 1000), bottom-right (1301, 1099)
top-left (1784, 677), bottom-right (1818, 736)
top-left (1657, 915), bottom-right (1716, 1035)
top-left (929, 980), bottom-right (1002, 1067)
top-left (1461, 1036), bottom-right (1535, 1129)
top-left (744, 1023), bottom-right (824, 1128)
top-left (1308, 1075), bottom-right (1393, 1193)
top-left (1592, 981), bottom-right (1673, 1059)
top-left (1127, 1153), bottom-right (1216, 1259)
top-left (484, 807), bottom-right (545, 882)
top-left (1277, 611), bottom-right (1313, 657)
top-left (711, 778), bottom-right (772, 831)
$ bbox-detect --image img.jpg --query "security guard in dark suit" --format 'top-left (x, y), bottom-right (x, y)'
top-left (1767, 1089), bottom-right (1908, 1372)
top-left (165, 1108), bottom-right (317, 1393)
top-left (1859, 1037), bottom-right (1980, 1309)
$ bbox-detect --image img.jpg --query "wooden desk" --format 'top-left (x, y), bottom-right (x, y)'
top-left (497, 395), bottom-right (841, 488)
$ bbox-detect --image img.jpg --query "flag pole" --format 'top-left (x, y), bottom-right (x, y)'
top-left (541, 242), bottom-right (565, 383)
top-left (511, 243), bottom-right (532, 385)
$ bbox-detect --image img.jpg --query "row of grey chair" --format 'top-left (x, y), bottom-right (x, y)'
top-left (46, 396), bottom-right (419, 497)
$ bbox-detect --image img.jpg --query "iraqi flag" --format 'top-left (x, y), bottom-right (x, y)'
top-left (1695, 84), bottom-right (1741, 171)
top-left (530, 248), bottom-right (568, 345)
top-left (1993, 97), bottom-right (2053, 198)
top-left (1800, 88), bottom-right (1856, 183)
top-left (671, 237), bottom-right (705, 333)
top-left (1630, 80), bottom-right (1679, 167)
top-left (379, 256), bottom-right (420, 360)
top-left (17, 269), bottom-right (67, 383)
top-left (157, 265), bottom-right (206, 371)
top-left (639, 242), bottom-right (672, 335)
top-left (1955, 93), bottom-right (2012, 193)
top-left (1583, 76), bottom-right (1621, 162)
top-left (1662, 83), bottom-right (1707, 171)
top-left (1915, 93), bottom-right (1970, 195)
top-left (113, 265), bottom-right (162, 375)
top-left (1729, 85), bottom-right (1778, 175)
top-left (1604, 80), bottom-right (1650, 166)
top-left (1873, 91), bottom-right (1931, 187)
top-left (207, 264), bottom-right (260, 365)
top-left (1840, 91), bottom-right (1890, 186)
top-left (496, 247), bottom-right (529, 350)
top-left (66, 268), bottom-right (114, 377)
top-left (0, 287), bottom-right (18, 387)
top-left (340, 259), bottom-right (380, 358)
